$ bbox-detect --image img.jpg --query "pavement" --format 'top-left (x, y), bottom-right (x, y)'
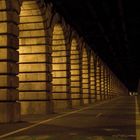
top-left (0, 96), bottom-right (139, 140)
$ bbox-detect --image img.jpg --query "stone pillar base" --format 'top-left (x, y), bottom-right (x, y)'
top-left (71, 99), bottom-right (81, 107)
top-left (20, 101), bottom-right (51, 115)
top-left (71, 94), bottom-right (81, 107)
top-left (0, 102), bottom-right (20, 123)
top-left (52, 100), bottom-right (69, 113)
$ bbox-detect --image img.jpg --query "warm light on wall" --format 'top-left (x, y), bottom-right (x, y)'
top-left (70, 39), bottom-right (80, 106)
top-left (100, 64), bottom-right (105, 99)
top-left (90, 53), bottom-right (96, 102)
top-left (0, 0), bottom-right (129, 123)
top-left (82, 47), bottom-right (89, 104)
top-left (52, 24), bottom-right (67, 93)
top-left (96, 60), bottom-right (101, 100)
top-left (18, 0), bottom-right (48, 115)
top-left (51, 24), bottom-right (69, 111)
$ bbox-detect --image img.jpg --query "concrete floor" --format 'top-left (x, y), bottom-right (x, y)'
top-left (0, 96), bottom-right (138, 140)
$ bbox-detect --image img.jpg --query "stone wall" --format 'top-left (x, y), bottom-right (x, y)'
top-left (0, 0), bottom-right (128, 123)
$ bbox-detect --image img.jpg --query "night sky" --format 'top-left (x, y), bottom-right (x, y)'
top-left (47, 0), bottom-right (140, 91)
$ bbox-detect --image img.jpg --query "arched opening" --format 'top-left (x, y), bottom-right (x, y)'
top-left (90, 53), bottom-right (96, 103)
top-left (96, 59), bottom-right (101, 100)
top-left (19, 0), bottom-right (50, 115)
top-left (104, 67), bottom-right (108, 99)
top-left (52, 24), bottom-right (68, 111)
top-left (107, 71), bottom-right (111, 98)
top-left (70, 39), bottom-right (80, 106)
top-left (100, 63), bottom-right (105, 100)
top-left (82, 47), bottom-right (89, 104)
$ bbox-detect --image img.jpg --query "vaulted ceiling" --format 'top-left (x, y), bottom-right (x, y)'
top-left (47, 0), bottom-right (140, 91)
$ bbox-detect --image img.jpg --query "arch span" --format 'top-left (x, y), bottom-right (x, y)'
top-left (90, 52), bottom-right (96, 103)
top-left (96, 58), bottom-right (102, 100)
top-left (82, 47), bottom-right (90, 104)
top-left (19, 0), bottom-right (51, 115)
top-left (70, 39), bottom-right (81, 107)
top-left (52, 24), bottom-right (69, 112)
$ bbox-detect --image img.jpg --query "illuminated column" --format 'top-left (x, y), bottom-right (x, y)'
top-left (70, 39), bottom-right (81, 107)
top-left (88, 51), bottom-right (91, 103)
top-left (113, 76), bottom-right (116, 96)
top-left (103, 64), bottom-right (106, 100)
top-left (104, 65), bottom-right (107, 99)
top-left (104, 66), bottom-right (108, 99)
top-left (110, 73), bottom-right (113, 98)
top-left (94, 55), bottom-right (97, 101)
top-left (107, 68), bottom-right (111, 99)
top-left (113, 74), bottom-right (116, 97)
top-left (19, 0), bottom-right (51, 115)
top-left (90, 52), bottom-right (96, 103)
top-left (106, 67), bottom-right (109, 99)
top-left (113, 76), bottom-right (117, 97)
top-left (96, 58), bottom-right (102, 100)
top-left (52, 24), bottom-right (69, 112)
top-left (79, 46), bottom-right (83, 105)
top-left (82, 47), bottom-right (90, 104)
top-left (100, 62), bottom-right (105, 100)
top-left (103, 66), bottom-right (106, 99)
top-left (66, 37), bottom-right (71, 109)
top-left (109, 71), bottom-right (112, 98)
top-left (114, 77), bottom-right (117, 96)
top-left (0, 0), bottom-right (20, 122)
top-left (111, 74), bottom-right (114, 97)
top-left (109, 73), bottom-right (112, 98)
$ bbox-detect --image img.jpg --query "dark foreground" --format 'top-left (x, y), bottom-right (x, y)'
top-left (0, 96), bottom-right (138, 140)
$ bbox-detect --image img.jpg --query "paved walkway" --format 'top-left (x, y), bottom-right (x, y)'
top-left (0, 96), bottom-right (139, 140)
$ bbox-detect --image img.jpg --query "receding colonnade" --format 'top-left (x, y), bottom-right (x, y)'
top-left (0, 0), bottom-right (128, 123)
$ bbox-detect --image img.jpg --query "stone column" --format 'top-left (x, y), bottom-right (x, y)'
top-left (70, 39), bottom-right (81, 107)
top-left (96, 58), bottom-right (102, 101)
top-left (51, 24), bottom-right (69, 112)
top-left (104, 66), bottom-right (108, 99)
top-left (101, 63), bottom-right (105, 100)
top-left (94, 55), bottom-right (97, 101)
top-left (0, 0), bottom-right (20, 123)
top-left (82, 47), bottom-right (89, 104)
top-left (18, 0), bottom-right (51, 115)
top-left (90, 52), bottom-right (96, 103)
top-left (79, 46), bottom-right (83, 106)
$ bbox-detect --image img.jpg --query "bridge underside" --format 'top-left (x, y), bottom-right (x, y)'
top-left (0, 0), bottom-right (128, 123)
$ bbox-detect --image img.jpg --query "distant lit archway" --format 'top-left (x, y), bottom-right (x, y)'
top-left (19, 0), bottom-right (49, 115)
top-left (96, 59), bottom-right (101, 100)
top-left (82, 47), bottom-right (89, 104)
top-left (90, 53), bottom-right (96, 102)
top-left (100, 63), bottom-right (105, 100)
top-left (104, 67), bottom-right (108, 99)
top-left (70, 39), bottom-right (80, 106)
top-left (52, 24), bottom-right (68, 111)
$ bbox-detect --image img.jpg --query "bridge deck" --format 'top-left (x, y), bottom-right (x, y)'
top-left (0, 96), bottom-right (138, 140)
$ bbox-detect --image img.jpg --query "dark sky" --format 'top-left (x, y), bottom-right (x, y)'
top-left (48, 0), bottom-right (140, 91)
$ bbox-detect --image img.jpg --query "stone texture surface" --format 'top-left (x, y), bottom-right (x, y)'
top-left (0, 0), bottom-right (128, 123)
